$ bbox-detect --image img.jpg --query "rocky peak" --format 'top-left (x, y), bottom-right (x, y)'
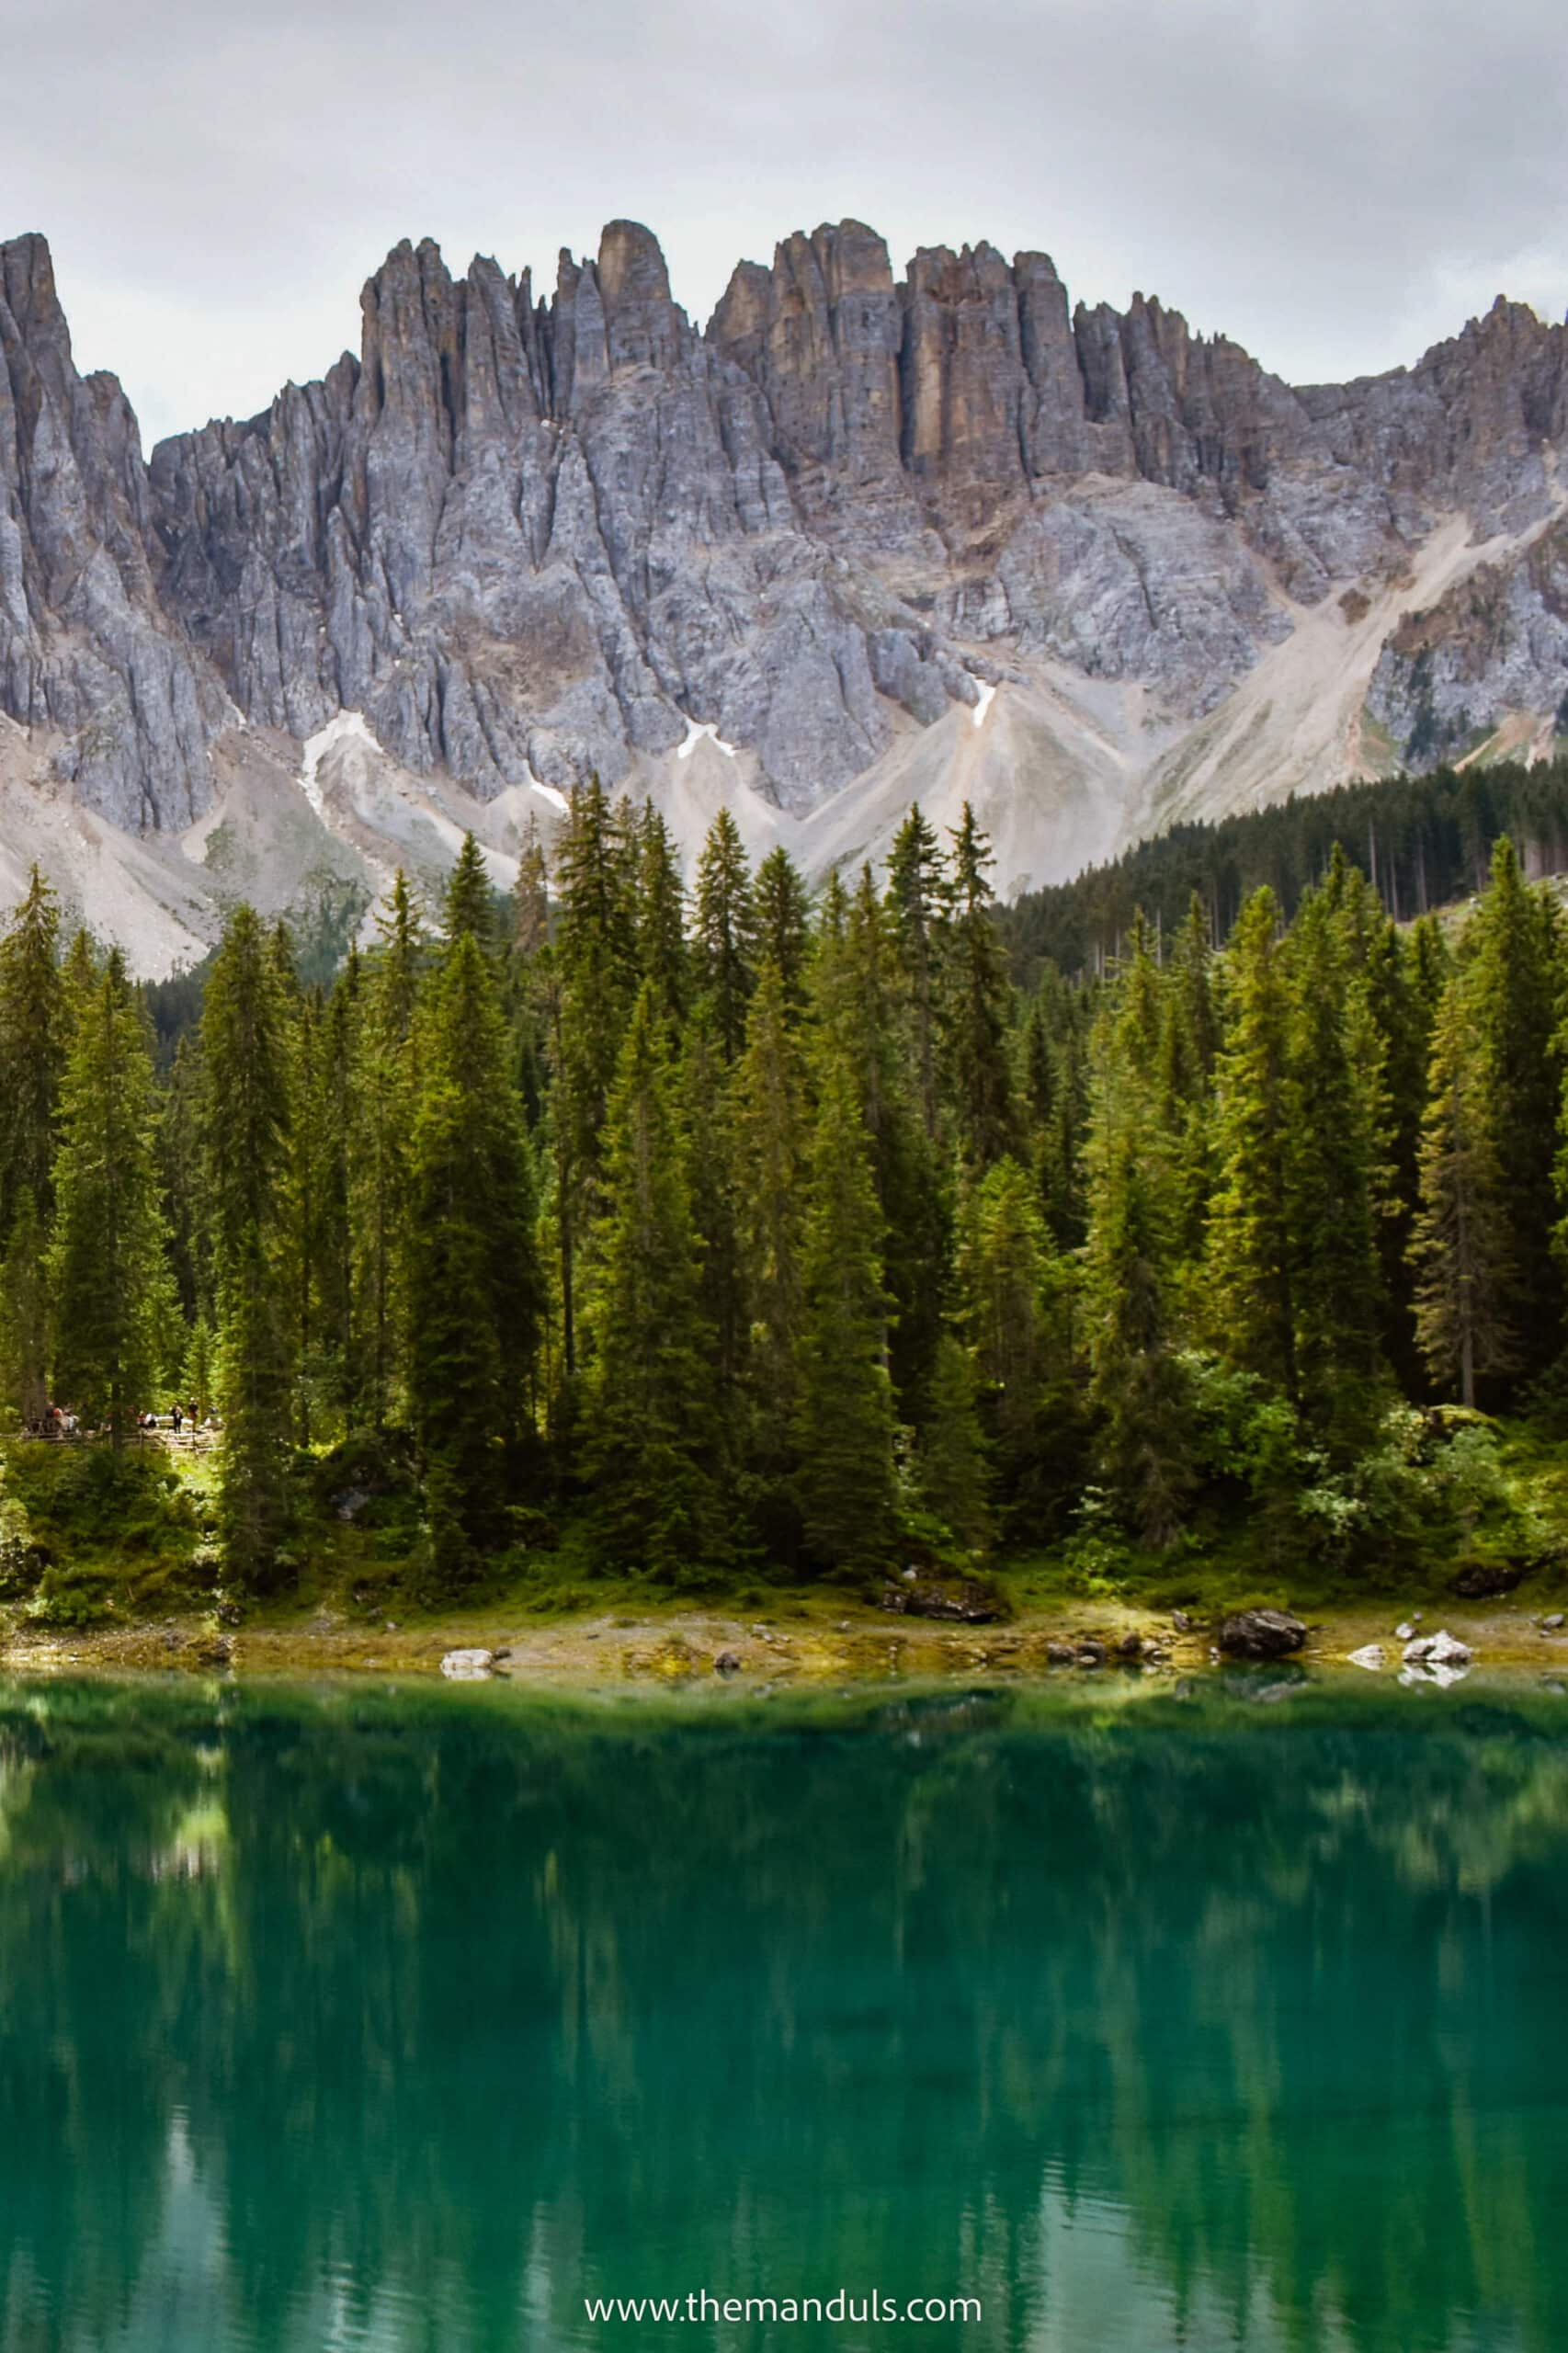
top-left (0, 231), bottom-right (222, 827)
top-left (710, 221), bottom-right (906, 511)
top-left (6, 214), bottom-right (1568, 964)
top-left (597, 220), bottom-right (686, 374)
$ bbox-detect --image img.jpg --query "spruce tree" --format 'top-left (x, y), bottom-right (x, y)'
top-left (1082, 933), bottom-right (1193, 1541)
top-left (1415, 976), bottom-right (1516, 1406)
top-left (1158, 895), bottom-right (1220, 1265)
top-left (957, 1156), bottom-right (1075, 1537)
top-left (49, 951), bottom-right (173, 1447)
top-left (794, 1055), bottom-right (898, 1574)
top-left (813, 868), bottom-right (949, 1423)
top-left (61, 927), bottom-right (101, 1028)
top-left (582, 983), bottom-right (725, 1579)
top-left (1084, 1120), bottom-right (1192, 1543)
top-left (691, 808), bottom-right (756, 1061)
top-left (1363, 909), bottom-right (1434, 1388)
top-left (1, 1192), bottom-right (51, 1431)
top-left (348, 878), bottom-right (422, 1429)
top-left (733, 958), bottom-right (810, 1551)
top-left (201, 905), bottom-right (296, 1586)
top-left (1466, 835), bottom-right (1564, 1379)
top-left (406, 932), bottom-right (543, 1586)
top-left (0, 867), bottom-right (67, 1233)
top-left (752, 847), bottom-right (812, 1016)
top-left (444, 833), bottom-right (496, 955)
top-left (1283, 888), bottom-right (1385, 1442)
top-left (678, 1006), bottom-right (747, 1400)
top-left (633, 801), bottom-right (689, 1017)
top-left (204, 907), bottom-right (294, 1264)
top-left (885, 804), bottom-right (949, 1138)
top-left (945, 804), bottom-right (1016, 1165)
top-left (507, 824), bottom-right (555, 1129)
top-left (512, 823), bottom-right (551, 962)
top-left (918, 1333), bottom-right (993, 1554)
top-left (1206, 888), bottom-right (1298, 1398)
top-left (158, 1035), bottom-right (210, 1331)
top-left (0, 870), bottom-right (66, 1425)
top-left (215, 1224), bottom-right (296, 1584)
top-left (290, 970), bottom-right (357, 1440)
top-left (553, 778), bottom-right (640, 1371)
top-left (1020, 974), bottom-right (1089, 1250)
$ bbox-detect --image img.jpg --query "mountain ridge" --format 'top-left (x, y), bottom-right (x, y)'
top-left (3, 217), bottom-right (1567, 970)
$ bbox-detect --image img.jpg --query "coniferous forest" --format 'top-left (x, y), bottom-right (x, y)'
top-left (3, 776), bottom-right (1568, 1610)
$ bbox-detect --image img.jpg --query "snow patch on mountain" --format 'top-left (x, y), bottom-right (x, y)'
top-left (300, 711), bottom-right (377, 816)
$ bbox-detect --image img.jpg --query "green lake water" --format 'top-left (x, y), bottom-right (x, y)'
top-left (1, 1674), bottom-right (1565, 2352)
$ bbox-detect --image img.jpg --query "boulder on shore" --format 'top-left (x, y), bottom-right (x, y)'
top-left (1402, 1628), bottom-right (1471, 1668)
top-left (440, 1648), bottom-right (495, 1680)
top-left (1220, 1609), bottom-right (1308, 1661)
top-left (1347, 1643), bottom-right (1387, 1671)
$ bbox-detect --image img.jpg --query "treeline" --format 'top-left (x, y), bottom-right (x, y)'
top-left (1001, 755), bottom-right (1568, 980)
top-left (0, 792), bottom-right (1562, 1597)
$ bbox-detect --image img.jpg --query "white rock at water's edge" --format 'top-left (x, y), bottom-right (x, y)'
top-left (1401, 1659), bottom-right (1470, 1688)
top-left (1347, 1643), bottom-right (1387, 1671)
top-left (440, 1648), bottom-right (495, 1680)
top-left (1400, 1628), bottom-right (1473, 1687)
top-left (1403, 1629), bottom-right (1471, 1667)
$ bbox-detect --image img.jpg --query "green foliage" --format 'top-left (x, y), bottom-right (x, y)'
top-left (1, 1439), bottom-right (205, 1617)
top-left (8, 801), bottom-right (1568, 1608)
top-left (1415, 975), bottom-right (1517, 1406)
top-left (945, 804), bottom-right (1017, 1166)
top-left (691, 808), bottom-right (755, 1059)
top-left (794, 1056), bottom-right (898, 1574)
top-left (203, 906), bottom-right (297, 1587)
top-left (999, 752), bottom-right (1568, 981)
top-left (48, 952), bottom-right (174, 1443)
top-left (582, 983), bottom-right (728, 1583)
top-left (406, 933), bottom-right (543, 1591)
top-left (918, 1334), bottom-right (993, 1554)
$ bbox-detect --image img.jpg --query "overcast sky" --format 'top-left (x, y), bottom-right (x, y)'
top-left (5, 0), bottom-right (1566, 449)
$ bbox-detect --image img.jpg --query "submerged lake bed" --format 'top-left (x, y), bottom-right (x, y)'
top-left (2, 1675), bottom-right (1565, 2352)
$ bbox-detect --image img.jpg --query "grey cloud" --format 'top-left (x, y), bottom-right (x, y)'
top-left (5, 0), bottom-right (1565, 444)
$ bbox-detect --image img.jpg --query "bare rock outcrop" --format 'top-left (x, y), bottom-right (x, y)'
top-left (4, 213), bottom-right (1568, 934)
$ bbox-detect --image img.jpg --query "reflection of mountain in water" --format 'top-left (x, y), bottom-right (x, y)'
top-left (0, 1680), bottom-right (1564, 2351)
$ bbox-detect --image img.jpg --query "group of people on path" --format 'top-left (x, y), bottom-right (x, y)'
top-left (25, 1401), bottom-right (220, 1441)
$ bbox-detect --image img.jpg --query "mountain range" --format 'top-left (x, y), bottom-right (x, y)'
top-left (3, 218), bottom-right (1568, 970)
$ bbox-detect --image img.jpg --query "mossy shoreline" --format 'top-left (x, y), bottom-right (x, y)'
top-left (6, 1587), bottom-right (1567, 1687)
top-left (5, 1424), bottom-right (1568, 1688)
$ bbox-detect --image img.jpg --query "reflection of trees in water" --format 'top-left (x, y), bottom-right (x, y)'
top-left (0, 1680), bottom-right (1564, 2351)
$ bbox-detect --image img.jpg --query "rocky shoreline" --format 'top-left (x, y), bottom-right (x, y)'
top-left (6, 1597), bottom-right (1567, 1688)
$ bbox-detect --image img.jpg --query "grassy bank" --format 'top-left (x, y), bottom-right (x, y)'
top-left (4, 1425), bottom-right (1568, 1684)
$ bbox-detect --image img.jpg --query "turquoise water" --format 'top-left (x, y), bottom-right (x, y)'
top-left (1, 1675), bottom-right (1565, 2351)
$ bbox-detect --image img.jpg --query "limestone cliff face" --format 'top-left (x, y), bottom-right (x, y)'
top-left (0, 234), bottom-right (225, 825)
top-left (4, 214), bottom-right (1568, 956)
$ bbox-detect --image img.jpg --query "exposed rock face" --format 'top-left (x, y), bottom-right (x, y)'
top-left (5, 215), bottom-right (1568, 966)
top-left (0, 234), bottom-right (225, 826)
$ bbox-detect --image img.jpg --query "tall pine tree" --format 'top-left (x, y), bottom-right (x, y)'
top-left (1416, 976), bottom-right (1516, 1406)
top-left (582, 983), bottom-right (725, 1579)
top-left (201, 905), bottom-right (297, 1586)
top-left (793, 1055), bottom-right (898, 1574)
top-left (406, 932), bottom-right (543, 1586)
top-left (50, 951), bottom-right (172, 1447)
